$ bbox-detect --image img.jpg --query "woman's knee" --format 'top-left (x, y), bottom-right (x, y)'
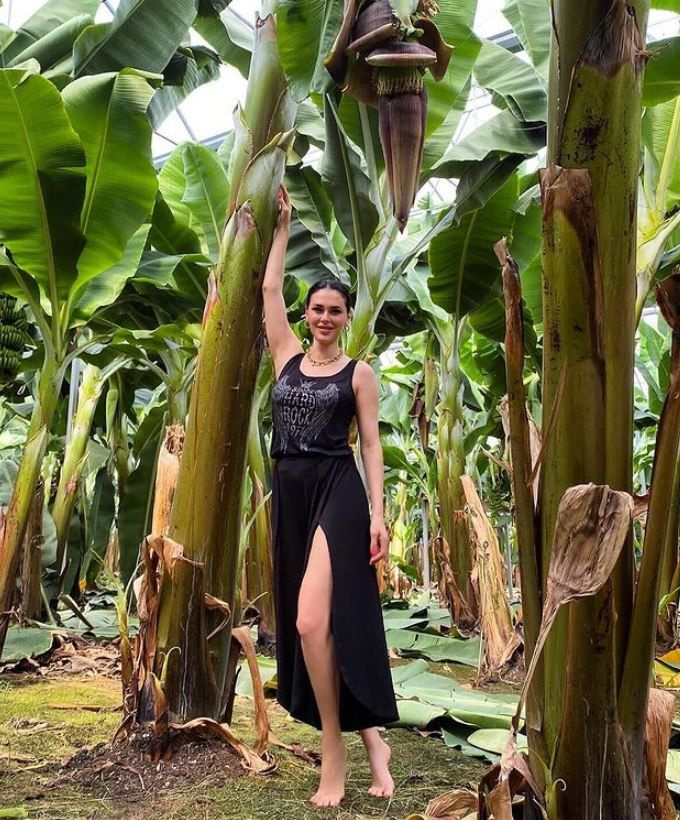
top-left (296, 606), bottom-right (329, 640)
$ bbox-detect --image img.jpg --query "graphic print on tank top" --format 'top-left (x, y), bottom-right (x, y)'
top-left (272, 375), bottom-right (340, 454)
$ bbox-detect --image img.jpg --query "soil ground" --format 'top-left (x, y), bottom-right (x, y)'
top-left (0, 656), bottom-right (493, 820)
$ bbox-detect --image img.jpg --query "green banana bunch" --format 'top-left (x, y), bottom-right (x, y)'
top-left (0, 292), bottom-right (30, 384)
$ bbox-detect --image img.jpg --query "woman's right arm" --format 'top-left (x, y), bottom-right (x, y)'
top-left (263, 185), bottom-right (303, 377)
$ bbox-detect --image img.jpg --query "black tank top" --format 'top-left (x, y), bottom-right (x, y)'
top-left (271, 353), bottom-right (358, 458)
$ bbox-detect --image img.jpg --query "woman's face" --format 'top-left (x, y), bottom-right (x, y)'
top-left (305, 288), bottom-right (349, 344)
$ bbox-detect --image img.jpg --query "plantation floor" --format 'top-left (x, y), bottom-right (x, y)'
top-left (0, 662), bottom-right (491, 820)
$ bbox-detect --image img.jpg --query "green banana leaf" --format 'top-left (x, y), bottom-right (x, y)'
top-left (62, 70), bottom-right (158, 288)
top-left (193, 6), bottom-right (252, 78)
top-left (434, 108), bottom-right (545, 170)
top-left (117, 404), bottom-right (166, 586)
top-left (322, 95), bottom-right (380, 254)
top-left (69, 226), bottom-right (151, 324)
top-left (158, 146), bottom-right (208, 247)
top-left (423, 0), bottom-right (481, 138)
top-left (501, 0), bottom-right (551, 77)
top-left (428, 174), bottom-right (520, 318)
top-left (73, 0), bottom-right (197, 77)
top-left (387, 629), bottom-right (482, 667)
top-left (5, 14), bottom-right (94, 72)
top-left (473, 39), bottom-right (547, 123)
top-left (0, 0), bottom-right (99, 63)
top-left (277, 0), bottom-right (344, 102)
top-left (0, 458), bottom-right (57, 568)
top-left (180, 144), bottom-right (230, 258)
top-left (421, 78), bottom-right (472, 175)
top-left (643, 36), bottom-right (680, 107)
top-left (0, 69), bottom-right (86, 305)
top-left (392, 660), bottom-right (519, 731)
top-left (0, 626), bottom-right (53, 664)
top-left (81, 466), bottom-right (116, 588)
top-left (149, 45), bottom-right (221, 129)
top-left (642, 98), bottom-right (680, 212)
top-left (286, 164), bottom-right (349, 279)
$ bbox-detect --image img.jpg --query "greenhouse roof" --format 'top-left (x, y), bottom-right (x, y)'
top-left (1, 0), bottom-right (678, 165)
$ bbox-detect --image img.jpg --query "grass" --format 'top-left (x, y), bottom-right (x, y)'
top-left (0, 671), bottom-right (489, 820)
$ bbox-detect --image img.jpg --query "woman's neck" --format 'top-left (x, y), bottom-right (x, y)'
top-left (308, 340), bottom-right (342, 360)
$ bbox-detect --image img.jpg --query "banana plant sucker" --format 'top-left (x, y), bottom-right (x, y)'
top-left (435, 318), bottom-right (473, 617)
top-left (52, 360), bottom-right (127, 574)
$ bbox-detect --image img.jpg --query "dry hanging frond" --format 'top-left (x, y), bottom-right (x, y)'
top-left (478, 735), bottom-right (544, 819)
top-left (232, 626), bottom-right (270, 756)
top-left (644, 688), bottom-right (676, 820)
top-left (460, 476), bottom-right (520, 674)
top-left (515, 484), bottom-right (632, 730)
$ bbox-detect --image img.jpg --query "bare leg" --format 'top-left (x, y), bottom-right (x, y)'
top-left (360, 727), bottom-right (394, 797)
top-left (297, 526), bottom-right (346, 807)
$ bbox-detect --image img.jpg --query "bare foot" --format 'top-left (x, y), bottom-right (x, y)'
top-left (310, 735), bottom-right (346, 807)
top-left (365, 734), bottom-right (394, 798)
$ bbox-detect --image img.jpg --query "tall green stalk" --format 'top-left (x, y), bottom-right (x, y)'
top-left (536, 1), bottom-right (649, 814)
top-left (0, 356), bottom-right (62, 645)
top-left (52, 364), bottom-right (107, 571)
top-left (153, 10), bottom-right (295, 722)
top-left (436, 322), bottom-right (475, 623)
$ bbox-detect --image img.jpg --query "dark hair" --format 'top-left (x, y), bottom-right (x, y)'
top-left (305, 279), bottom-right (351, 312)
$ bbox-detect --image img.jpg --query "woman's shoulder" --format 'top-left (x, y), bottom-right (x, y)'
top-left (350, 359), bottom-right (377, 388)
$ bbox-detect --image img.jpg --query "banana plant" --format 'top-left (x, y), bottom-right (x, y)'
top-left (422, 175), bottom-right (519, 622)
top-left (636, 96), bottom-right (680, 322)
top-left (0, 66), bottom-right (159, 653)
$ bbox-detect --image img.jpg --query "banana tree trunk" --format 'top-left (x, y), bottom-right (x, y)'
top-left (152, 11), bottom-right (295, 722)
top-left (436, 326), bottom-right (476, 625)
top-left (52, 364), bottom-right (106, 572)
top-left (0, 357), bottom-right (61, 649)
top-left (537, 2), bottom-right (649, 815)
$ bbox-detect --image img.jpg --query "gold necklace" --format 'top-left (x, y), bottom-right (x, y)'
top-left (305, 349), bottom-right (343, 367)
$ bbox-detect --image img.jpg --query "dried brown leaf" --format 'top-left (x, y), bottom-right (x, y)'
top-left (232, 626), bottom-right (270, 756)
top-left (269, 732), bottom-right (321, 766)
top-left (461, 476), bottom-right (520, 673)
top-left (515, 484), bottom-right (632, 729)
top-left (173, 717), bottom-right (276, 775)
top-left (645, 688), bottom-right (676, 820)
top-left (425, 787), bottom-right (477, 817)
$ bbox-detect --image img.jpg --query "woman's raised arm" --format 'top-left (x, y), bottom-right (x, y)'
top-left (263, 185), bottom-right (303, 377)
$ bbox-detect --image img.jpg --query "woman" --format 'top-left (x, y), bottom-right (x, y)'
top-left (262, 185), bottom-right (399, 807)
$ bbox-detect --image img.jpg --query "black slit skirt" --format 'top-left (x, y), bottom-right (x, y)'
top-left (272, 453), bottom-right (399, 732)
